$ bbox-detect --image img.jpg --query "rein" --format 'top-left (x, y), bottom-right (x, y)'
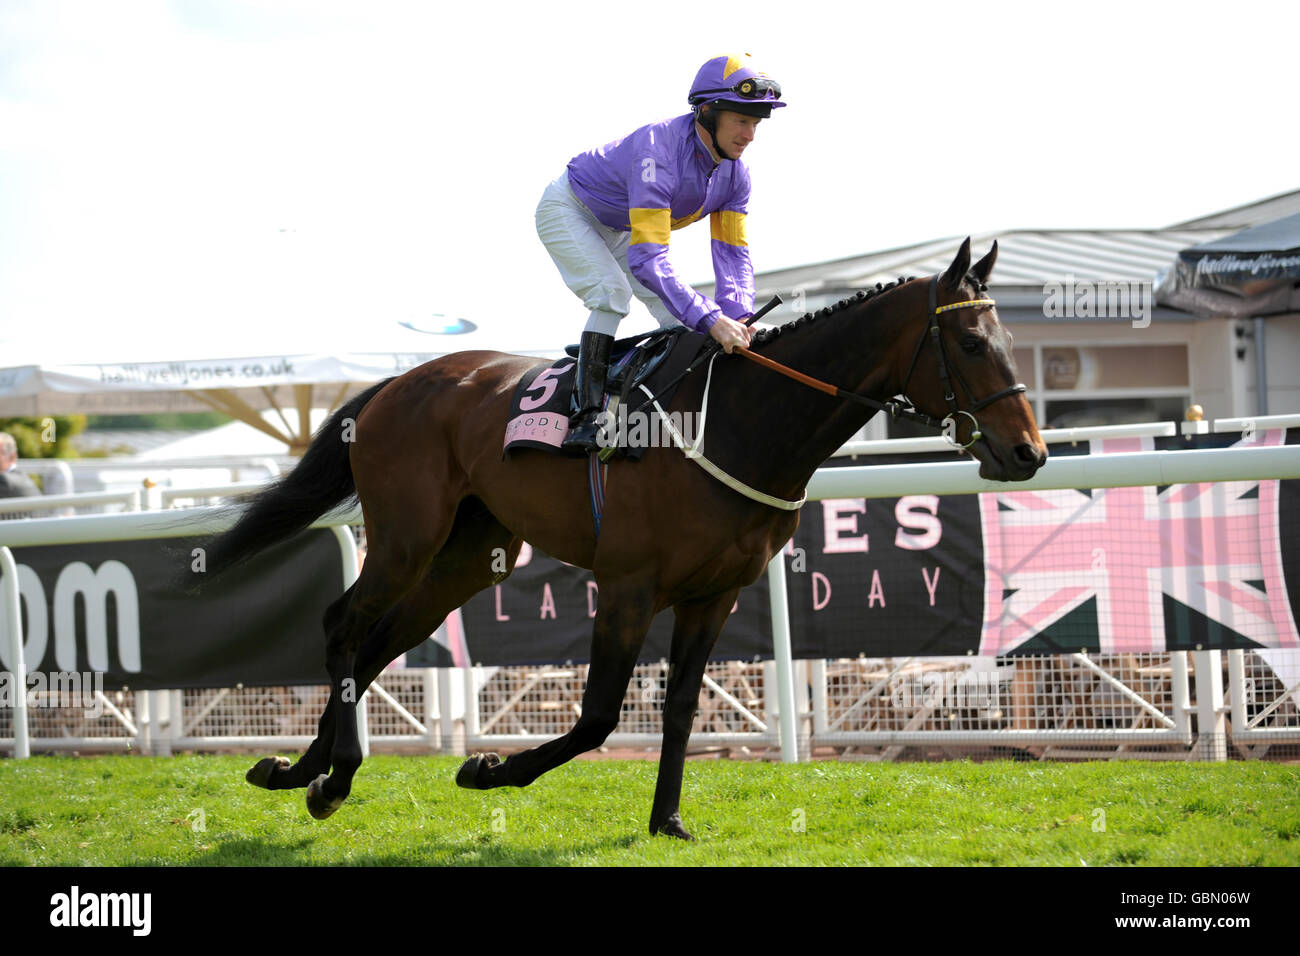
top-left (736, 275), bottom-right (1026, 450)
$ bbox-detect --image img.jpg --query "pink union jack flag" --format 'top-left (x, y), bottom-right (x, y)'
top-left (979, 432), bottom-right (1300, 656)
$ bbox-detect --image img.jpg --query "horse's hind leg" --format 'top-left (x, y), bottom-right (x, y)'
top-left (456, 577), bottom-right (654, 790)
top-left (648, 589), bottom-right (738, 840)
top-left (296, 516), bottom-right (456, 819)
top-left (306, 507), bottom-right (524, 818)
top-left (248, 501), bottom-right (518, 805)
top-left (246, 582), bottom-right (358, 791)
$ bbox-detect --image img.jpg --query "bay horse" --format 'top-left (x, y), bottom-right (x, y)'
top-left (200, 238), bottom-right (1046, 840)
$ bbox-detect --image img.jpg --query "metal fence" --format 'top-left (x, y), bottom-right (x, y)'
top-left (809, 652), bottom-right (1191, 759)
top-left (1229, 649), bottom-right (1300, 757)
top-left (5, 649), bottom-right (1298, 761)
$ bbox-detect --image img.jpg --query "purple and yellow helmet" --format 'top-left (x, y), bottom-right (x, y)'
top-left (688, 54), bottom-right (786, 118)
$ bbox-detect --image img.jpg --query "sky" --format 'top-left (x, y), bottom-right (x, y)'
top-left (1, 0), bottom-right (1296, 363)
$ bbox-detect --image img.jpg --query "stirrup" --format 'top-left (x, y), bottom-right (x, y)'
top-left (563, 410), bottom-right (604, 454)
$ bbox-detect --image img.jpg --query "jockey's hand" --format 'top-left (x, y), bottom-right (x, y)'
top-left (708, 315), bottom-right (754, 354)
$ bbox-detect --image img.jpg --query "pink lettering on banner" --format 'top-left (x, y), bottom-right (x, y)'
top-left (868, 570), bottom-right (886, 607)
top-left (540, 582), bottom-right (556, 620)
top-left (812, 571), bottom-right (831, 610)
top-left (823, 499), bottom-right (869, 553)
top-left (922, 567), bottom-right (941, 606)
top-left (895, 496), bottom-right (942, 550)
top-left (503, 413), bottom-right (569, 451)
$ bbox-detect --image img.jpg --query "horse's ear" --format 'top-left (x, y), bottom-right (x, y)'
top-left (941, 237), bottom-right (972, 290)
top-left (972, 240), bottom-right (998, 285)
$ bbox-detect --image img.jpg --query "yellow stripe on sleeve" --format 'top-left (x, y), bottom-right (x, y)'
top-left (629, 208), bottom-right (671, 246)
top-left (671, 207), bottom-right (704, 230)
top-left (710, 210), bottom-right (748, 247)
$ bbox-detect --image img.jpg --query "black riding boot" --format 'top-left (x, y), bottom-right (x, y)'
top-left (562, 331), bottom-right (614, 455)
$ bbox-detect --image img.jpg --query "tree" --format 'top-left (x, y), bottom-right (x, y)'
top-left (0, 416), bottom-right (88, 459)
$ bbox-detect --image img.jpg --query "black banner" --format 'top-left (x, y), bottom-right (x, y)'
top-left (783, 474), bottom-right (986, 658)
top-left (456, 549), bottom-right (772, 666)
top-left (1, 530), bottom-right (341, 689)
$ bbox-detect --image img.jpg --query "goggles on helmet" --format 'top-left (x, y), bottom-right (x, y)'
top-left (691, 76), bottom-right (782, 102)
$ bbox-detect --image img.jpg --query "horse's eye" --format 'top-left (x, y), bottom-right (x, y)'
top-left (962, 337), bottom-right (983, 355)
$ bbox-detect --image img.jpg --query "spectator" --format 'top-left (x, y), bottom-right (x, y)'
top-left (1, 431), bottom-right (42, 517)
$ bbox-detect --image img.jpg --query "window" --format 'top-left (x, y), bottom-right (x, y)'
top-left (1044, 396), bottom-right (1190, 428)
top-left (884, 342), bottom-right (1192, 437)
top-left (1032, 344), bottom-right (1190, 430)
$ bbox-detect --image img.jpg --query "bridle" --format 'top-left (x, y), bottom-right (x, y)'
top-left (732, 274), bottom-right (1027, 451)
top-left (893, 274), bottom-right (1028, 449)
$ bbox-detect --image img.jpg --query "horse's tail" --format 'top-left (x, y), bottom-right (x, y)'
top-left (197, 378), bottom-right (393, 583)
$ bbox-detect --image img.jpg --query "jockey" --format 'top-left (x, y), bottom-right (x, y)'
top-left (535, 53), bottom-right (786, 454)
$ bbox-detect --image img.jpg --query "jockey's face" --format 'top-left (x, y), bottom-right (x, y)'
top-left (699, 107), bottom-right (761, 162)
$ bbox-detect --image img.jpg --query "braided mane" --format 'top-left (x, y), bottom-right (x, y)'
top-left (750, 276), bottom-right (914, 347)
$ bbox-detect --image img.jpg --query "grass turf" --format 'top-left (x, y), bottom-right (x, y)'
top-left (1, 755), bottom-right (1297, 866)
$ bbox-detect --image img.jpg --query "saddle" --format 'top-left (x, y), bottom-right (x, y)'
top-left (504, 327), bottom-right (706, 460)
top-left (564, 327), bottom-right (682, 394)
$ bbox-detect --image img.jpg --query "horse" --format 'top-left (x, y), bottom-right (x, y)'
top-left (199, 238), bottom-right (1046, 840)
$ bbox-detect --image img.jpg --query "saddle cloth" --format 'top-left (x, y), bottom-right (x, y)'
top-left (503, 327), bottom-right (707, 460)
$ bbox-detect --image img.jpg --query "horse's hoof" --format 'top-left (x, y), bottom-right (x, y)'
top-left (245, 755), bottom-right (291, 789)
top-left (455, 752), bottom-right (502, 790)
top-left (651, 813), bottom-right (696, 841)
top-left (305, 773), bottom-right (345, 820)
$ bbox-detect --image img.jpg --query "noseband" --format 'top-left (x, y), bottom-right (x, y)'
top-left (895, 275), bottom-right (1028, 449)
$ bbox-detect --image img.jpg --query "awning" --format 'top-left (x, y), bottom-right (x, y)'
top-left (1156, 213), bottom-right (1300, 318)
top-left (0, 312), bottom-right (571, 453)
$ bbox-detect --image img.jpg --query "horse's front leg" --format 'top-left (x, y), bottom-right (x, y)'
top-left (648, 589), bottom-right (738, 840)
top-left (457, 578), bottom-right (654, 791)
